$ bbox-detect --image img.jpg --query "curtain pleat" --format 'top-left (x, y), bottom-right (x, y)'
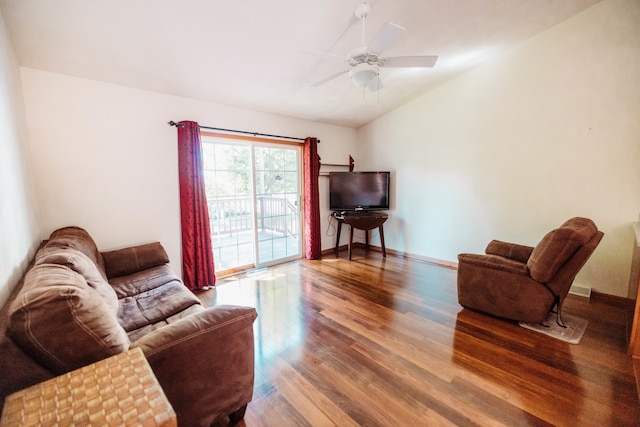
top-left (177, 121), bottom-right (216, 290)
top-left (303, 137), bottom-right (322, 260)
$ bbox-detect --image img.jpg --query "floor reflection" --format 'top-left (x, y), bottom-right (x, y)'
top-left (213, 265), bottom-right (309, 372)
top-left (451, 308), bottom-right (585, 426)
top-left (199, 256), bottom-right (638, 426)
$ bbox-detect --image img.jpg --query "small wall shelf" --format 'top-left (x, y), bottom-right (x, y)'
top-left (320, 155), bottom-right (354, 176)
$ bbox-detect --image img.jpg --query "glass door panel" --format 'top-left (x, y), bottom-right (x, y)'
top-left (203, 138), bottom-right (301, 275)
top-left (254, 146), bottom-right (301, 265)
top-left (203, 142), bottom-right (255, 274)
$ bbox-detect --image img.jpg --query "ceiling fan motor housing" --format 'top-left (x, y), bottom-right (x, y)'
top-left (348, 48), bottom-right (381, 67)
top-left (354, 2), bottom-right (372, 19)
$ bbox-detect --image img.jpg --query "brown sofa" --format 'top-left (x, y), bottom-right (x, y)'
top-left (0, 226), bottom-right (257, 426)
top-left (457, 217), bottom-right (603, 324)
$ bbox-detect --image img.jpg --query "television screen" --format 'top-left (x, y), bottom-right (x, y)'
top-left (329, 171), bottom-right (390, 211)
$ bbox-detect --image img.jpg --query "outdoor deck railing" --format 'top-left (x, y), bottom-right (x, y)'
top-left (208, 196), bottom-right (298, 237)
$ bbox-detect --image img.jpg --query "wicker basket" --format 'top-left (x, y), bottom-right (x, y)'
top-left (1, 348), bottom-right (176, 426)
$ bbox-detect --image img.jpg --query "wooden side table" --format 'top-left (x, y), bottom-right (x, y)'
top-left (1, 347), bottom-right (176, 427)
top-left (334, 211), bottom-right (388, 260)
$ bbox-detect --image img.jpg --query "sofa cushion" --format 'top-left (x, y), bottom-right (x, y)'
top-left (34, 247), bottom-right (118, 316)
top-left (118, 280), bottom-right (202, 332)
top-left (102, 242), bottom-right (170, 280)
top-left (126, 304), bottom-right (205, 343)
top-left (109, 264), bottom-right (183, 298)
top-left (43, 226), bottom-right (107, 280)
top-left (527, 217), bottom-right (597, 283)
top-left (8, 264), bottom-right (129, 374)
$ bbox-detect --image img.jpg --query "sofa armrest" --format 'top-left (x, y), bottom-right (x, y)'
top-left (0, 336), bottom-right (54, 414)
top-left (485, 240), bottom-right (534, 264)
top-left (102, 242), bottom-right (169, 279)
top-left (131, 305), bottom-right (258, 427)
top-left (458, 253), bottom-right (529, 275)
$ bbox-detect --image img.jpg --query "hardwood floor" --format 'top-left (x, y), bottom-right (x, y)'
top-left (197, 249), bottom-right (640, 426)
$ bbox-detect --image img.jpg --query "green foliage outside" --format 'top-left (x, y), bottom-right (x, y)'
top-left (202, 141), bottom-right (300, 218)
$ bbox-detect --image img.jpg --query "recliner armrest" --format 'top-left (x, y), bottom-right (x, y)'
top-left (131, 305), bottom-right (258, 427)
top-left (485, 240), bottom-right (534, 264)
top-left (458, 253), bottom-right (529, 275)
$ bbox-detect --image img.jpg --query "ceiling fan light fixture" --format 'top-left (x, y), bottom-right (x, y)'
top-left (349, 63), bottom-right (379, 88)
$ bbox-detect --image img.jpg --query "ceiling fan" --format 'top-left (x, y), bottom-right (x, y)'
top-left (312, 2), bottom-right (438, 91)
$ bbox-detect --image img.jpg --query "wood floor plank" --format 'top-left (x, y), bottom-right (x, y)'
top-left (320, 306), bottom-right (462, 384)
top-left (203, 253), bottom-right (640, 426)
top-left (347, 339), bottom-right (517, 427)
top-left (266, 356), bottom-right (357, 427)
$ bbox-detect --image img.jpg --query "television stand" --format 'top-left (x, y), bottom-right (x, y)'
top-left (334, 211), bottom-right (388, 260)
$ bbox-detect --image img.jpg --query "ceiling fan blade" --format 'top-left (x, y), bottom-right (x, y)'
top-left (368, 22), bottom-right (406, 55)
top-left (301, 50), bottom-right (348, 63)
top-left (383, 55), bottom-right (438, 68)
top-left (328, 14), bottom-right (360, 52)
top-left (310, 70), bottom-right (348, 87)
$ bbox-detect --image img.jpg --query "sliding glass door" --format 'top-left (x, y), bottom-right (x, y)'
top-left (202, 137), bottom-right (302, 275)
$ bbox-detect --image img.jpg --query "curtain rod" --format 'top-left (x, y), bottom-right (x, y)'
top-left (168, 121), bottom-right (319, 143)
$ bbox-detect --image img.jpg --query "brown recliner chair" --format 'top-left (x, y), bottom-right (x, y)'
top-left (457, 217), bottom-right (603, 325)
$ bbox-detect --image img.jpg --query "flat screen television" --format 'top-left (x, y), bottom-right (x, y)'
top-left (329, 171), bottom-right (390, 212)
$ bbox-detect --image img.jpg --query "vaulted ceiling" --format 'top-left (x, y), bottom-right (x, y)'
top-left (0, 0), bottom-right (601, 128)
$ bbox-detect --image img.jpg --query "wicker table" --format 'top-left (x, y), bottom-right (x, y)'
top-left (1, 348), bottom-right (176, 427)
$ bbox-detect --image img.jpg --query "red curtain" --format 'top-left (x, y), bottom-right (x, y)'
top-left (176, 121), bottom-right (216, 290)
top-left (303, 137), bottom-right (322, 260)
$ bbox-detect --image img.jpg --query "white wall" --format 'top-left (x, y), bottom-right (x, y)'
top-left (0, 11), bottom-right (40, 305)
top-left (15, 0), bottom-right (639, 298)
top-left (357, 0), bottom-right (640, 297)
top-left (20, 69), bottom-right (356, 274)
